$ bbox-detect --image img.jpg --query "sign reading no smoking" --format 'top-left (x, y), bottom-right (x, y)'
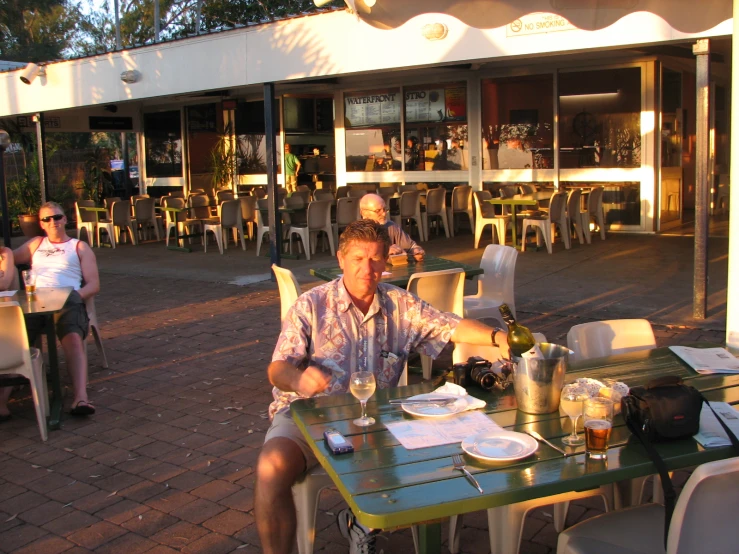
top-left (507, 13), bottom-right (576, 37)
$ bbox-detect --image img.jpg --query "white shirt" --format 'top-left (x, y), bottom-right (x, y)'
top-left (31, 237), bottom-right (83, 290)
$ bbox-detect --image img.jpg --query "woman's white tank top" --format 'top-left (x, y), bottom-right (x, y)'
top-left (31, 237), bottom-right (83, 291)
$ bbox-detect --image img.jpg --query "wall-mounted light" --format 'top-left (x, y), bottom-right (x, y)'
top-left (560, 91), bottom-right (620, 100)
top-left (120, 70), bottom-right (141, 84)
top-left (422, 23), bottom-right (448, 41)
top-left (19, 63), bottom-right (46, 85)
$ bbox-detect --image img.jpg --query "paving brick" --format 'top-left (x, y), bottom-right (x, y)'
top-left (13, 534), bottom-right (75, 554)
top-left (181, 532), bottom-right (242, 554)
top-left (201, 509), bottom-right (253, 535)
top-left (150, 521), bottom-right (208, 549)
top-left (67, 521), bottom-right (127, 550)
top-left (19, 500), bottom-right (68, 526)
top-left (47, 482), bottom-right (100, 505)
top-left (219, 488), bottom-right (254, 512)
top-left (170, 498), bottom-right (225, 525)
top-left (0, 524), bottom-right (49, 552)
top-left (142, 546), bottom-right (180, 554)
top-left (190, 480), bottom-right (241, 502)
top-left (121, 510), bottom-right (178, 537)
top-left (162, 471), bottom-right (213, 492)
top-left (144, 489), bottom-right (197, 514)
top-left (41, 510), bottom-right (101, 537)
top-left (1, 491), bottom-right (47, 514)
top-left (94, 532), bottom-right (157, 554)
top-left (118, 480), bottom-right (167, 503)
top-left (95, 499), bottom-right (150, 525)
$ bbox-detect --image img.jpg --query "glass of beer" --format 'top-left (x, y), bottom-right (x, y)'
top-left (350, 371), bottom-right (376, 427)
top-left (583, 397), bottom-right (613, 460)
top-left (22, 269), bottom-right (37, 296)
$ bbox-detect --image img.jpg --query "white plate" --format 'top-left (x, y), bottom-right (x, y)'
top-left (461, 430), bottom-right (539, 462)
top-left (401, 393), bottom-right (467, 418)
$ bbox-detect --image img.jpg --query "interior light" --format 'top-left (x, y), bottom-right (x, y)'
top-left (560, 91), bottom-right (620, 100)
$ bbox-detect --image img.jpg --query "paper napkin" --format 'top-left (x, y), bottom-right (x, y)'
top-left (431, 382), bottom-right (486, 411)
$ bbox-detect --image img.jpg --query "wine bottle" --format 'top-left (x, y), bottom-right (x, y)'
top-left (499, 304), bottom-right (536, 358)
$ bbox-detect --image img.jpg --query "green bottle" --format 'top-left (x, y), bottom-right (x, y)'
top-left (499, 304), bottom-right (536, 358)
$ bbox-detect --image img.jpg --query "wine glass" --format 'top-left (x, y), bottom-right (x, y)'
top-left (560, 387), bottom-right (589, 446)
top-left (350, 371), bottom-right (376, 427)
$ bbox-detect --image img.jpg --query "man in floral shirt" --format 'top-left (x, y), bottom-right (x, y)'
top-left (255, 219), bottom-right (508, 554)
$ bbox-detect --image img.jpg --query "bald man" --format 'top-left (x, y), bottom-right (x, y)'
top-left (359, 193), bottom-right (424, 261)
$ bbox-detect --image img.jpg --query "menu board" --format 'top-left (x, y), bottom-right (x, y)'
top-left (445, 87), bottom-right (467, 121)
top-left (345, 91), bottom-right (401, 127)
top-left (405, 89), bottom-right (446, 123)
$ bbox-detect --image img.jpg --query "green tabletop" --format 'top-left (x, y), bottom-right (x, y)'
top-left (290, 344), bottom-right (738, 553)
top-left (79, 206), bottom-right (108, 212)
top-left (310, 255), bottom-right (483, 288)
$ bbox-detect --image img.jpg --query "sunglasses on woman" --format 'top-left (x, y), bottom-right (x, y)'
top-left (40, 214), bottom-right (65, 222)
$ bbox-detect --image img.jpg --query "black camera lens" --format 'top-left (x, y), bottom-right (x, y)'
top-left (469, 364), bottom-right (499, 391)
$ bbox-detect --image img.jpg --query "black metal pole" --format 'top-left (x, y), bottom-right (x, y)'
top-left (264, 83), bottom-right (281, 272)
top-left (693, 39), bottom-right (710, 320)
top-left (35, 113), bottom-right (49, 203)
top-left (0, 136), bottom-right (11, 248)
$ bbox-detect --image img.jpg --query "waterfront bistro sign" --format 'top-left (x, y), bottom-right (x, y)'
top-left (345, 86), bottom-right (467, 127)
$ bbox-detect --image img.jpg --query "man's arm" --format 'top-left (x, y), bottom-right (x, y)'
top-left (77, 242), bottom-right (100, 301)
top-left (295, 159), bottom-right (301, 175)
top-left (0, 247), bottom-right (14, 291)
top-left (268, 360), bottom-right (331, 397)
top-left (13, 236), bottom-right (43, 266)
top-left (451, 318), bottom-right (509, 357)
top-left (388, 222), bottom-right (425, 259)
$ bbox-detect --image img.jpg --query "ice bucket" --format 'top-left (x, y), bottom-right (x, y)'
top-left (512, 343), bottom-right (571, 414)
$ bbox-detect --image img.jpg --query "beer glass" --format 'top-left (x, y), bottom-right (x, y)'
top-left (350, 371), bottom-right (376, 427)
top-left (583, 397), bottom-right (613, 460)
top-left (22, 269), bottom-right (37, 296)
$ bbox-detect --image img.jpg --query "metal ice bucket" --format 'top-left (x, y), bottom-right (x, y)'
top-left (512, 343), bottom-right (571, 414)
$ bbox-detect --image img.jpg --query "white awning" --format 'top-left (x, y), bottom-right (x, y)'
top-left (356, 0), bottom-right (731, 33)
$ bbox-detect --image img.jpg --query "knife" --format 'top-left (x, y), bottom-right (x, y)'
top-left (527, 430), bottom-right (575, 457)
top-left (389, 397), bottom-right (458, 406)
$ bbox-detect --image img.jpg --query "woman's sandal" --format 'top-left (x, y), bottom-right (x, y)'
top-left (70, 401), bottom-right (96, 416)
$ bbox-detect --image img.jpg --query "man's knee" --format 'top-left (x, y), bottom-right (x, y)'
top-left (257, 437), bottom-right (306, 493)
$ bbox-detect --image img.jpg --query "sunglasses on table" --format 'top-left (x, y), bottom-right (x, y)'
top-left (40, 214), bottom-right (65, 222)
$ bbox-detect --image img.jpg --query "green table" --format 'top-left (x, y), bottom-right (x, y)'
top-left (0, 287), bottom-right (73, 430)
top-left (310, 255), bottom-right (483, 288)
top-left (290, 344), bottom-right (738, 553)
top-left (485, 198), bottom-right (538, 248)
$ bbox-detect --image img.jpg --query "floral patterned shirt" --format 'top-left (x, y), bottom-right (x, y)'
top-left (269, 278), bottom-right (461, 418)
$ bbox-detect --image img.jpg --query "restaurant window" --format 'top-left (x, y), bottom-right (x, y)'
top-left (345, 89), bottom-right (401, 172)
top-left (144, 110), bottom-right (183, 178)
top-left (284, 96), bottom-right (335, 180)
top-left (186, 104), bottom-right (219, 176)
top-left (235, 100), bottom-right (281, 174)
top-left (481, 75), bottom-right (553, 170)
top-left (404, 83), bottom-right (468, 171)
top-left (559, 67), bottom-right (641, 169)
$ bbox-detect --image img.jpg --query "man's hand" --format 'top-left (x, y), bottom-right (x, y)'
top-left (413, 252), bottom-right (424, 262)
top-left (388, 245), bottom-right (404, 256)
top-left (295, 366), bottom-right (331, 397)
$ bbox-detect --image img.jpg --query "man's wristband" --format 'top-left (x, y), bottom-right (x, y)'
top-left (491, 327), bottom-right (505, 347)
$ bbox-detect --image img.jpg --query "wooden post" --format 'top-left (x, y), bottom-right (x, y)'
top-left (693, 39), bottom-right (710, 320)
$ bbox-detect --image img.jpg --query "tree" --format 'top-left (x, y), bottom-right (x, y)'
top-left (0, 0), bottom-right (85, 61)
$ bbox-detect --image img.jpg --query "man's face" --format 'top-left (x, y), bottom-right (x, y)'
top-left (39, 206), bottom-right (66, 237)
top-left (338, 240), bottom-right (386, 300)
top-left (361, 200), bottom-right (387, 225)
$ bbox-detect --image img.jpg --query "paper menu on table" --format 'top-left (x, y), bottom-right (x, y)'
top-left (669, 346), bottom-right (739, 374)
top-left (385, 411), bottom-right (500, 450)
top-left (0, 290), bottom-right (17, 297)
top-left (694, 402), bottom-right (739, 448)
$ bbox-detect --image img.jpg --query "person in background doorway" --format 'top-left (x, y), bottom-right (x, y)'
top-left (284, 144), bottom-right (301, 195)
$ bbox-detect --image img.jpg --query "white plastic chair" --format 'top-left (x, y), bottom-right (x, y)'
top-left (133, 197), bottom-right (161, 241)
top-left (97, 201), bottom-right (138, 248)
top-left (422, 187), bottom-right (450, 239)
top-left (392, 190), bottom-right (425, 242)
top-left (406, 268), bottom-right (464, 380)
top-left (289, 201), bottom-right (335, 261)
top-left (587, 186), bottom-right (607, 240)
top-left (473, 190), bottom-right (511, 248)
top-left (312, 189), bottom-right (335, 202)
top-left (216, 189), bottom-right (235, 203)
top-left (75, 200), bottom-right (98, 245)
top-left (219, 199), bottom-right (246, 251)
top-left (521, 191), bottom-right (570, 254)
top-left (239, 195), bottom-right (258, 240)
top-left (557, 457), bottom-right (739, 554)
top-left (565, 189), bottom-right (586, 245)
top-left (446, 185), bottom-right (474, 237)
top-left (333, 197), bottom-right (359, 247)
top-left (255, 202), bottom-right (271, 257)
top-left (84, 296), bottom-right (108, 369)
top-left (463, 244), bottom-right (518, 328)
top-left (0, 302), bottom-right (48, 441)
top-left (272, 264), bottom-right (301, 321)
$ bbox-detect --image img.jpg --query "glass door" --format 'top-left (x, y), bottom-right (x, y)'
top-left (659, 67), bottom-right (683, 229)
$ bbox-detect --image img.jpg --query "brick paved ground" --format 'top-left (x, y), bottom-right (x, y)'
top-left (0, 230), bottom-right (728, 554)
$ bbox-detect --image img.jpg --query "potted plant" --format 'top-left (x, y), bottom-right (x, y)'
top-left (210, 124), bottom-right (244, 191)
top-left (8, 171), bottom-right (43, 237)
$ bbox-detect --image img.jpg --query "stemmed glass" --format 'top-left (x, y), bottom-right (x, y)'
top-left (560, 387), bottom-right (589, 446)
top-left (350, 371), bottom-right (376, 427)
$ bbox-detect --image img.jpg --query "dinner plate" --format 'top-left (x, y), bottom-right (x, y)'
top-left (461, 430), bottom-right (539, 462)
top-left (401, 393), bottom-right (467, 418)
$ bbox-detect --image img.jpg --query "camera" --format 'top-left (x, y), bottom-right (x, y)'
top-left (452, 356), bottom-right (512, 391)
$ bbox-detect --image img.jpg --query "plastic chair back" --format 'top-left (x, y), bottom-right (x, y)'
top-left (134, 197), bottom-right (155, 222)
top-left (313, 190), bottom-right (335, 202)
top-left (190, 194), bottom-right (211, 219)
top-left (668, 457), bottom-right (739, 554)
top-left (103, 197), bottom-right (121, 210)
top-left (336, 186), bottom-right (349, 199)
top-left (111, 201), bottom-right (132, 225)
top-left (474, 190), bottom-right (496, 218)
top-left (240, 196), bottom-right (257, 222)
top-left (400, 184), bottom-right (419, 192)
top-left (220, 199), bottom-right (241, 228)
top-left (292, 190), bottom-right (311, 204)
top-left (307, 201), bottom-right (330, 229)
top-left (165, 197), bottom-right (187, 223)
top-left (272, 264), bottom-right (301, 321)
top-left (347, 189), bottom-right (368, 198)
top-left (217, 189), bottom-right (235, 203)
top-left (76, 200), bottom-right (98, 223)
top-left (477, 244), bottom-right (518, 314)
top-left (425, 187), bottom-right (446, 215)
top-left (451, 185), bottom-right (471, 211)
top-left (567, 189), bottom-right (582, 221)
top-left (286, 195), bottom-right (307, 209)
top-left (567, 319), bottom-right (656, 363)
top-left (548, 191), bottom-right (567, 222)
top-left (399, 190), bottom-right (420, 218)
top-left (0, 301), bottom-right (29, 369)
top-left (335, 198), bottom-right (358, 227)
top-left (588, 186), bottom-right (604, 215)
top-left (407, 268), bottom-right (464, 317)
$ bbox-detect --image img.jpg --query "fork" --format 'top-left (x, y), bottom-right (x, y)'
top-left (452, 454), bottom-right (483, 494)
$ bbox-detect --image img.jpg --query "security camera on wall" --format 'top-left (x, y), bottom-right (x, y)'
top-left (19, 63), bottom-right (45, 85)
